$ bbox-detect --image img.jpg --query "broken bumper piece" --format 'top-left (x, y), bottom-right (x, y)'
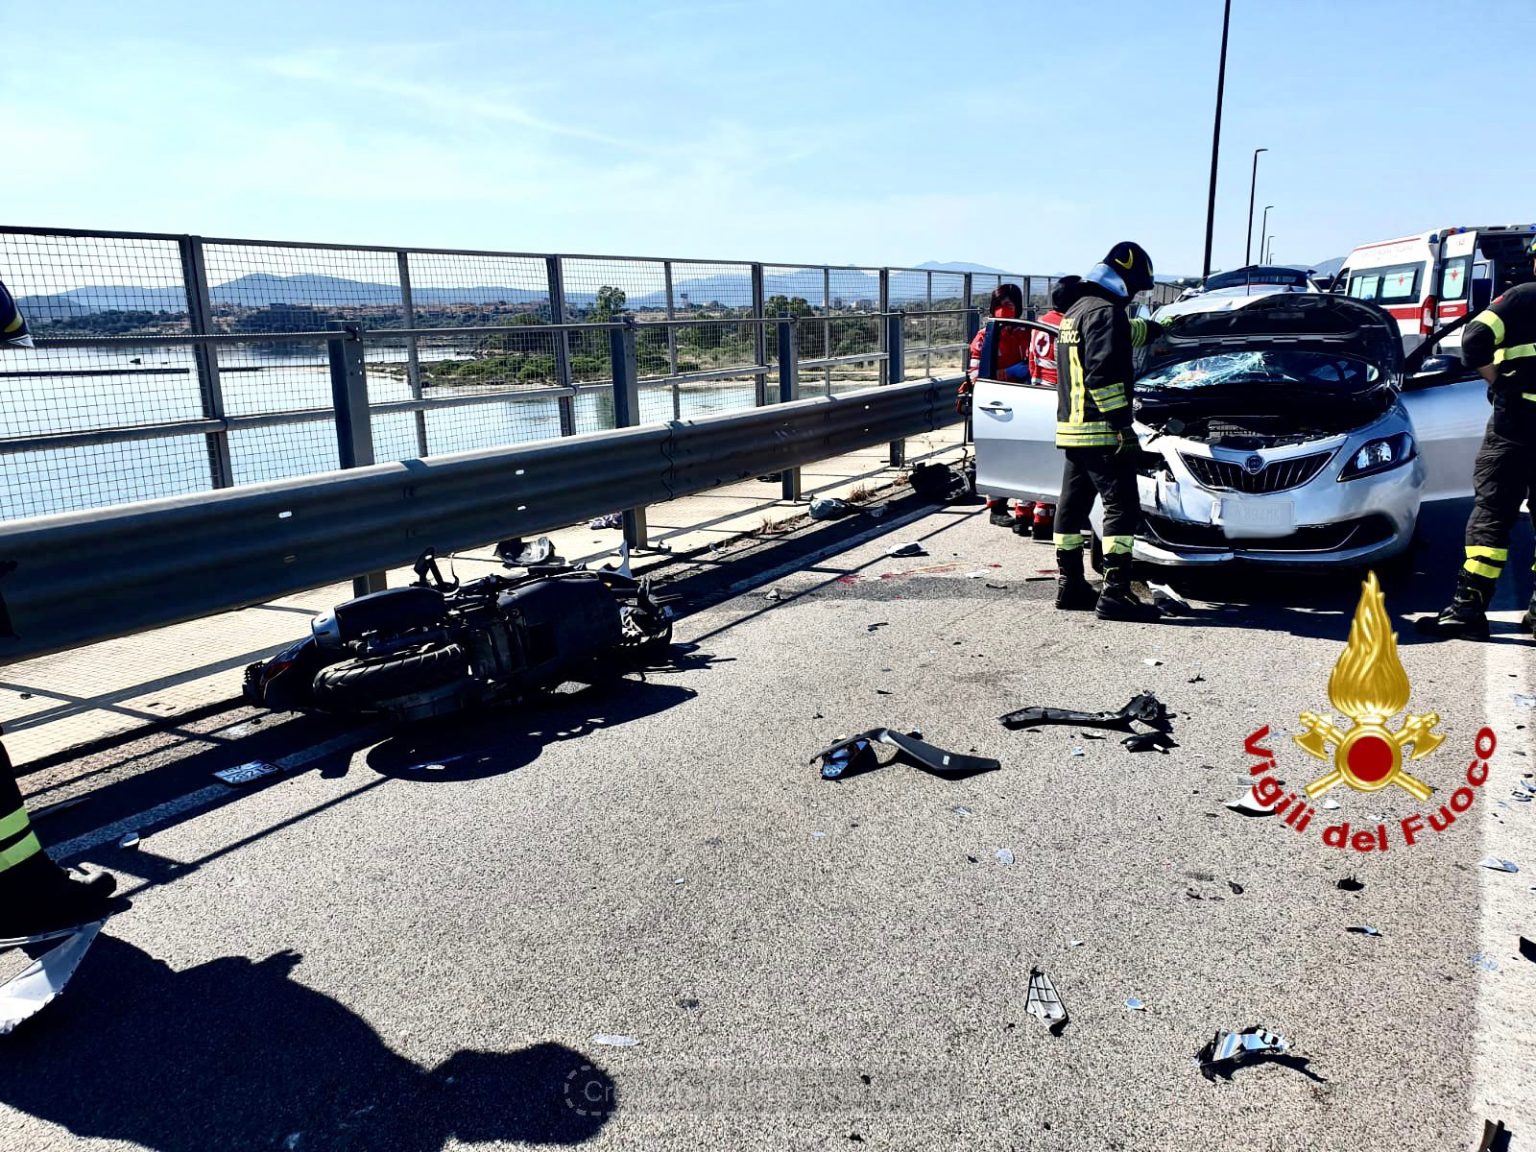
top-left (999, 692), bottom-right (1173, 734)
top-left (0, 920), bottom-right (105, 1035)
top-left (811, 730), bottom-right (1000, 780)
top-left (1195, 1027), bottom-right (1290, 1077)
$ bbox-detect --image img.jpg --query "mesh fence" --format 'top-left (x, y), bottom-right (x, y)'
top-left (202, 242), bottom-right (404, 335)
top-left (0, 227), bottom-right (1036, 522)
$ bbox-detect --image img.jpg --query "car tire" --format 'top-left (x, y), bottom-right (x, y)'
top-left (311, 643), bottom-right (470, 710)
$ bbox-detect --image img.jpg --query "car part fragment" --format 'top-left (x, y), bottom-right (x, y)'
top-left (810, 729), bottom-right (1000, 780)
top-left (1195, 1027), bottom-right (1290, 1075)
top-left (999, 692), bottom-right (1173, 734)
top-left (1025, 969), bottom-right (1067, 1033)
top-left (0, 920), bottom-right (105, 1035)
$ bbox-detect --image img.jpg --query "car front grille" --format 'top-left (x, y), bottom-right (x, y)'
top-left (1180, 450), bottom-right (1333, 494)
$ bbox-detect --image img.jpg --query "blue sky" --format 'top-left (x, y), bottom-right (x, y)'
top-left (5, 0), bottom-right (1534, 276)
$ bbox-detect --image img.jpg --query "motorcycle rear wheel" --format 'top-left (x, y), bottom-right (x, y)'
top-left (311, 643), bottom-right (470, 711)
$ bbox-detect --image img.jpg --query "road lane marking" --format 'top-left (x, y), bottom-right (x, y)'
top-left (50, 728), bottom-right (383, 861)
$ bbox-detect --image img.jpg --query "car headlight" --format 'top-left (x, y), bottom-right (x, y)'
top-left (1337, 432), bottom-right (1415, 480)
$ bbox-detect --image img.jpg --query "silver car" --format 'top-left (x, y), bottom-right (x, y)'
top-left (973, 292), bottom-right (1484, 567)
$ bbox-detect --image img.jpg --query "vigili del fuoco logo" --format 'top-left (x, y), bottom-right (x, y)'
top-left (1241, 572), bottom-right (1495, 853)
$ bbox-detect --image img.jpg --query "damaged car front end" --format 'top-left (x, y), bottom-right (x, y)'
top-left (973, 292), bottom-right (1481, 569)
top-left (1132, 294), bottom-right (1419, 566)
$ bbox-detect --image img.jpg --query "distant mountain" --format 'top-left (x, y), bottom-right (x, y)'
top-left (1297, 256), bottom-right (1345, 278)
top-left (18, 285), bottom-right (188, 319)
top-left (211, 273), bottom-right (549, 308)
top-left (915, 261), bottom-right (1010, 274)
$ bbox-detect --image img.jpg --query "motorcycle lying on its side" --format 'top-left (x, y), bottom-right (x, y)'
top-left (243, 539), bottom-right (678, 722)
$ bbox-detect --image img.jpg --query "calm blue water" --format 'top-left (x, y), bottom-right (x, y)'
top-left (0, 346), bottom-right (771, 522)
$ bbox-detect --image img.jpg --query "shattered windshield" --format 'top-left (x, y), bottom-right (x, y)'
top-left (1139, 350), bottom-right (1381, 393)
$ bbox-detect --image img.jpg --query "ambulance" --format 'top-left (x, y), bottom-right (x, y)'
top-left (1332, 224), bottom-right (1536, 355)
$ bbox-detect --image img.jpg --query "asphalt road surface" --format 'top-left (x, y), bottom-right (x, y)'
top-left (3, 494), bottom-right (1533, 1152)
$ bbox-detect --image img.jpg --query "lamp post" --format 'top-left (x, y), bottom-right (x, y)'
top-left (1259, 205), bottom-right (1273, 261)
top-left (1244, 148), bottom-right (1268, 266)
top-left (1201, 0), bottom-right (1233, 278)
top-left (1264, 235), bottom-right (1276, 263)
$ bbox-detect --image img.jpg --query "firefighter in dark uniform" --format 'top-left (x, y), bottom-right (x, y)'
top-left (1420, 237), bottom-right (1536, 640)
top-left (1052, 241), bottom-right (1166, 621)
top-left (0, 278), bottom-right (119, 938)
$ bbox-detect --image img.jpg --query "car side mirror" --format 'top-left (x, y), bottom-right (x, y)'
top-left (1403, 353), bottom-right (1465, 391)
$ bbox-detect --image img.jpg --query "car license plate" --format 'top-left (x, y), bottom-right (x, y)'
top-left (1214, 498), bottom-right (1294, 538)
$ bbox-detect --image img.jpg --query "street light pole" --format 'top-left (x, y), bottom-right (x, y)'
top-left (1264, 235), bottom-right (1275, 263)
top-left (1259, 205), bottom-right (1273, 260)
top-left (1244, 147), bottom-right (1268, 266)
top-left (1201, 0), bottom-right (1233, 278)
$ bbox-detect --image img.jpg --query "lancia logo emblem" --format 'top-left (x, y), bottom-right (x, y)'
top-left (1243, 454), bottom-right (1265, 475)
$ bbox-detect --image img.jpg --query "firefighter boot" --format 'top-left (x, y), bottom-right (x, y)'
top-left (1417, 574), bottom-right (1491, 640)
top-left (1523, 589), bottom-right (1536, 639)
top-left (1095, 556), bottom-right (1162, 623)
top-left (0, 851), bottom-right (117, 940)
top-left (1055, 548), bottom-right (1099, 611)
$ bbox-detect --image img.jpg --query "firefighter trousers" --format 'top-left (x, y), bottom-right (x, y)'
top-left (1054, 446), bottom-right (1141, 558)
top-left (0, 740), bottom-right (42, 882)
top-left (1462, 403), bottom-right (1536, 589)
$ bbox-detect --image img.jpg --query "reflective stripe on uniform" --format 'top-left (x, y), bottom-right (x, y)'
top-left (1129, 317), bottom-right (1155, 347)
top-left (1089, 383), bottom-right (1128, 413)
top-left (2, 314), bottom-right (22, 335)
top-left (1473, 309), bottom-right (1506, 346)
top-left (0, 806), bottom-right (30, 841)
top-left (1054, 532), bottom-right (1085, 551)
top-left (1055, 423), bottom-right (1119, 448)
top-left (1067, 352), bottom-right (1086, 426)
top-left (1105, 536), bottom-right (1135, 555)
top-left (1467, 545), bottom-right (1509, 562)
top-left (1494, 342), bottom-right (1536, 364)
top-left (1464, 559), bottom-right (1503, 580)
top-left (0, 831), bottom-right (42, 871)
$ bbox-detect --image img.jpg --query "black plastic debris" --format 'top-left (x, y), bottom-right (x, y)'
top-left (867, 622), bottom-right (889, 633)
top-left (1336, 877), bottom-right (1365, 892)
top-left (1195, 1027), bottom-right (1291, 1080)
top-left (808, 497), bottom-right (857, 521)
top-left (1227, 881), bottom-right (1244, 895)
top-left (213, 760), bottom-right (282, 787)
top-left (811, 729), bottom-right (1000, 781)
top-left (907, 461), bottom-right (971, 504)
top-left (1346, 925), bottom-right (1382, 937)
top-left (1519, 937), bottom-right (1536, 964)
top-left (1000, 692), bottom-right (1172, 734)
top-left (1123, 730), bottom-right (1178, 754)
top-left (1477, 1119), bottom-right (1510, 1152)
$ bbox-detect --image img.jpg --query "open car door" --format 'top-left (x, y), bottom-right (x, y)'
top-left (1399, 315), bottom-right (1484, 501)
top-left (972, 318), bottom-right (1062, 502)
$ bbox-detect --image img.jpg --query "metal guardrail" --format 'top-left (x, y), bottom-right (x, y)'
top-left (0, 374), bottom-right (957, 664)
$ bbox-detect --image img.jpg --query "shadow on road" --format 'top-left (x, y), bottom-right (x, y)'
top-left (0, 937), bottom-right (612, 1149)
top-left (366, 677), bottom-right (699, 782)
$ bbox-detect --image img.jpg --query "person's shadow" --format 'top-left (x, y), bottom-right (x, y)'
top-left (0, 937), bottom-right (615, 1149)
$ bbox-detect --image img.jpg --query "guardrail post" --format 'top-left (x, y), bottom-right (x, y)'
top-left (885, 310), bottom-right (906, 467)
top-left (778, 317), bottom-right (801, 502)
top-left (328, 322), bottom-right (385, 596)
top-left (396, 250), bottom-right (430, 457)
top-left (962, 306), bottom-right (981, 444)
top-left (877, 269), bottom-right (890, 386)
top-left (547, 256), bottom-right (577, 436)
top-left (751, 263), bottom-right (767, 406)
top-left (609, 317), bottom-right (649, 549)
top-left (178, 236), bottom-right (235, 491)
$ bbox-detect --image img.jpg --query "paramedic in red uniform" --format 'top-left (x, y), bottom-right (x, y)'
top-left (959, 283), bottom-right (1031, 416)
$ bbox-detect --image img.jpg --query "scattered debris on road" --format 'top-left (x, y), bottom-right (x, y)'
top-left (0, 920), bottom-right (105, 1035)
top-left (1025, 969), bottom-right (1068, 1033)
top-left (588, 513), bottom-right (624, 530)
top-left (765, 588), bottom-right (783, 602)
top-left (1472, 953), bottom-right (1500, 973)
top-left (1518, 938), bottom-right (1535, 964)
top-left (866, 622), bottom-right (888, 632)
top-left (1346, 925), bottom-right (1382, 937)
top-left (809, 497), bottom-right (857, 521)
top-left (1336, 877), bottom-right (1365, 892)
top-left (592, 1033), bottom-right (640, 1048)
top-left (1125, 998), bottom-right (1147, 1012)
top-left (1123, 730), bottom-right (1178, 754)
top-left (1147, 584), bottom-right (1191, 615)
top-left (995, 848), bottom-right (1015, 864)
top-left (1143, 658), bottom-right (1164, 667)
top-left (1227, 881), bottom-right (1244, 895)
top-left (1513, 693), bottom-right (1536, 710)
top-left (1195, 1027), bottom-right (1291, 1079)
top-left (1226, 787), bottom-right (1277, 817)
top-left (117, 833), bottom-right (140, 850)
top-left (213, 760), bottom-right (283, 787)
top-left (886, 541), bottom-right (926, 558)
top-left (1477, 856), bottom-right (1520, 873)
